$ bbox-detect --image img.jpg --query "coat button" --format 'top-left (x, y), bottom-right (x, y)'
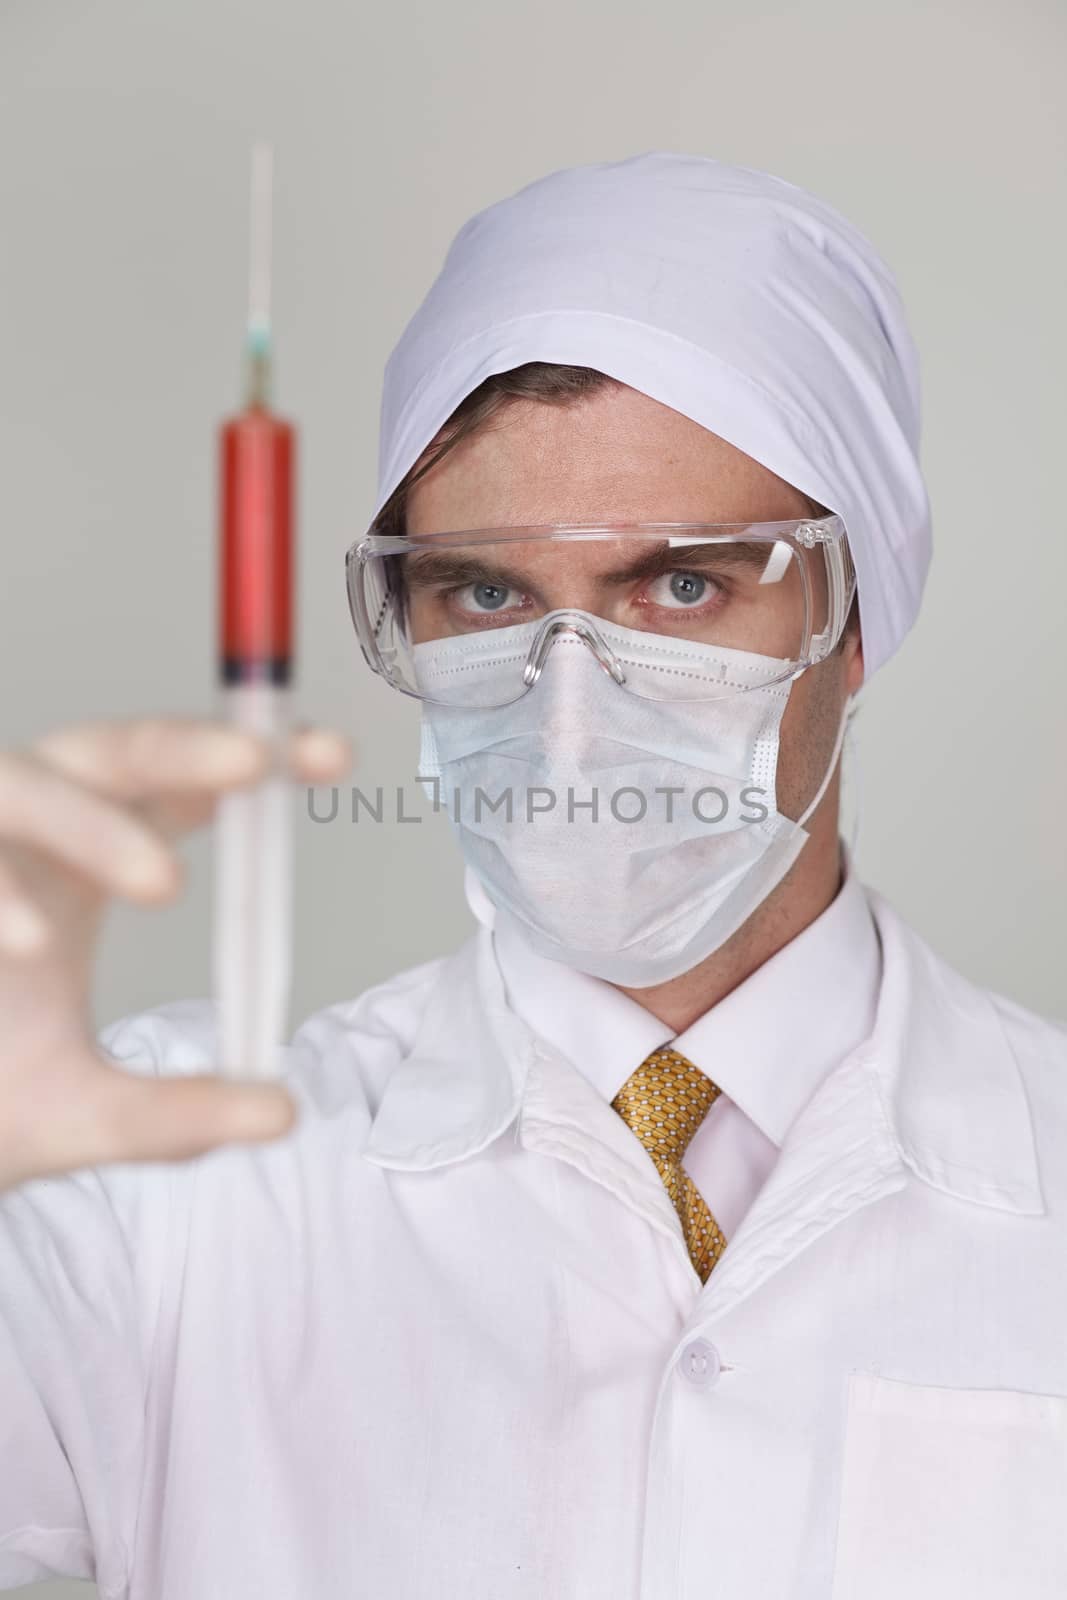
top-left (678, 1337), bottom-right (721, 1388)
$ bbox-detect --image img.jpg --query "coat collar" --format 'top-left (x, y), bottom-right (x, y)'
top-left (359, 928), bottom-right (535, 1170)
top-left (361, 888), bottom-right (1045, 1219)
top-left (864, 887), bottom-right (1044, 1216)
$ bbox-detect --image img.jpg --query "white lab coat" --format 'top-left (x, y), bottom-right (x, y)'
top-left (0, 885), bottom-right (1065, 1598)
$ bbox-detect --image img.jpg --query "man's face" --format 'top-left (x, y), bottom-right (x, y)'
top-left (406, 382), bottom-right (863, 827)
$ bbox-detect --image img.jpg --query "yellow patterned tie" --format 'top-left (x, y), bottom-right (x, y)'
top-left (610, 1046), bottom-right (728, 1283)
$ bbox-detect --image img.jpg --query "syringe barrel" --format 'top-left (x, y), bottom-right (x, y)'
top-left (219, 408), bottom-right (295, 682)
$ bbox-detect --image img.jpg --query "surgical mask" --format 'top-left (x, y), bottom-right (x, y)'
top-left (416, 615), bottom-right (849, 987)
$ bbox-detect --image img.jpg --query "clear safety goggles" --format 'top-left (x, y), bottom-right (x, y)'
top-left (345, 516), bottom-right (856, 707)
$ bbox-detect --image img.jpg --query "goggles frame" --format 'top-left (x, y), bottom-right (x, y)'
top-left (345, 515), bottom-right (856, 705)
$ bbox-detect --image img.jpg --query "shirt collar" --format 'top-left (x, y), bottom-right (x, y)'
top-left (360, 874), bottom-right (1044, 1218)
top-left (491, 849), bottom-right (881, 1148)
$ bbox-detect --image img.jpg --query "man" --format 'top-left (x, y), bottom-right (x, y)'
top-left (1, 153), bottom-right (1065, 1599)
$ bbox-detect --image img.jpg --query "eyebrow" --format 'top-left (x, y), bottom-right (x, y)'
top-left (403, 541), bottom-right (776, 592)
top-left (404, 554), bottom-right (537, 592)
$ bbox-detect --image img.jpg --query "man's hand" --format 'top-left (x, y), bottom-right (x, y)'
top-left (0, 716), bottom-right (352, 1192)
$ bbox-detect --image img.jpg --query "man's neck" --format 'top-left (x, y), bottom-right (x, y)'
top-left (612, 820), bottom-right (846, 1033)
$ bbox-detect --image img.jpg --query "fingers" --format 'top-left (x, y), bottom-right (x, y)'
top-left (30, 718), bottom-right (269, 802)
top-left (8, 718), bottom-right (353, 863)
top-left (290, 726), bottom-right (353, 783)
top-left (0, 750), bottom-right (182, 905)
top-left (0, 1043), bottom-right (303, 1191)
top-left (141, 725), bottom-right (353, 841)
top-left (31, 716), bottom-right (353, 796)
top-left (0, 855), bottom-right (50, 956)
top-left (76, 1061), bottom-right (299, 1172)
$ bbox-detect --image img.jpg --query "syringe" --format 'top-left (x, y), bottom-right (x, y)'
top-left (214, 143), bottom-right (295, 1080)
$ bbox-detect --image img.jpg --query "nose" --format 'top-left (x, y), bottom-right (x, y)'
top-left (522, 610), bottom-right (628, 691)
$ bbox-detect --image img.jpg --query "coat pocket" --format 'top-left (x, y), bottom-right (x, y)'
top-left (829, 1373), bottom-right (1067, 1600)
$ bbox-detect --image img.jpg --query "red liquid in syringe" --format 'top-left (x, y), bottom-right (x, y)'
top-left (219, 400), bottom-right (295, 686)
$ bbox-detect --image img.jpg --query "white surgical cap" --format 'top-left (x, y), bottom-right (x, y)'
top-left (373, 151), bottom-right (931, 678)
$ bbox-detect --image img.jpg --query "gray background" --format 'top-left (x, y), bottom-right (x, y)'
top-left (1, 0), bottom-right (1063, 1592)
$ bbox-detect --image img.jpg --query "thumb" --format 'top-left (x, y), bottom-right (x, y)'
top-left (81, 1065), bottom-right (299, 1168)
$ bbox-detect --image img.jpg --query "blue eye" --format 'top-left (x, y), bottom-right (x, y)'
top-left (471, 582), bottom-right (511, 611)
top-left (671, 573), bottom-right (706, 604)
top-left (452, 580), bottom-right (526, 617)
top-left (648, 571), bottom-right (711, 608)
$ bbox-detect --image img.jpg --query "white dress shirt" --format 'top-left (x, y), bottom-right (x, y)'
top-left (492, 854), bottom-right (882, 1239)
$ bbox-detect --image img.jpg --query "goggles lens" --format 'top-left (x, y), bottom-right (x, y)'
top-left (347, 522), bottom-right (850, 706)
